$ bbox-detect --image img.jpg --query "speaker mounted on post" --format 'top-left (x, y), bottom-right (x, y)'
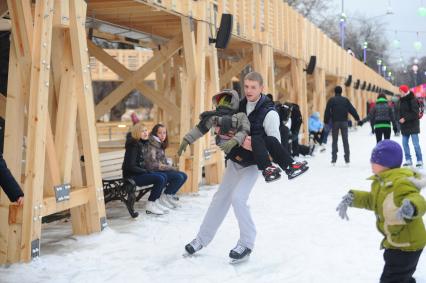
top-left (209, 14), bottom-right (233, 49)
top-left (344, 75), bottom-right (352, 87)
top-left (303, 56), bottom-right (317, 75)
top-left (367, 83), bottom-right (371, 91)
top-left (361, 81), bottom-right (366, 90)
top-left (354, 79), bottom-right (360, 89)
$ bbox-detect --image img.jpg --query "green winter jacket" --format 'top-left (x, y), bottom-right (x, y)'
top-left (350, 168), bottom-right (426, 251)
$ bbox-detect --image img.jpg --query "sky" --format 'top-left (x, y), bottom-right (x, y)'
top-left (330, 0), bottom-right (426, 68)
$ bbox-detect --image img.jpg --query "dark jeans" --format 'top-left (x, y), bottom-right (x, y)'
top-left (291, 130), bottom-right (300, 157)
top-left (380, 249), bottom-right (423, 283)
top-left (161, 170), bottom-right (187, 195)
top-left (132, 172), bottom-right (167, 202)
top-left (252, 135), bottom-right (294, 171)
top-left (332, 121), bottom-right (350, 163)
top-left (375, 127), bottom-right (391, 143)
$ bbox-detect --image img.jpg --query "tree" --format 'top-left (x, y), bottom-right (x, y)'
top-left (318, 14), bottom-right (391, 72)
top-left (285, 0), bottom-right (333, 24)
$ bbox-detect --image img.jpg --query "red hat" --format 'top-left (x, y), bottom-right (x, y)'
top-left (399, 85), bottom-right (409, 94)
top-left (130, 112), bottom-right (140, 125)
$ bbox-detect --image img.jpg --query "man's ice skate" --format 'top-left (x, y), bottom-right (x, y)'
top-left (229, 244), bottom-right (252, 264)
top-left (262, 166), bottom-right (281, 183)
top-left (183, 238), bottom-right (203, 257)
top-left (403, 160), bottom-right (413, 167)
top-left (416, 161), bottom-right (423, 169)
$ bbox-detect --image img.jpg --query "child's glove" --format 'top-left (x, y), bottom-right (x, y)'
top-left (219, 139), bottom-right (238, 154)
top-left (177, 140), bottom-right (189, 156)
top-left (336, 192), bottom-right (354, 220)
top-left (396, 199), bottom-right (415, 220)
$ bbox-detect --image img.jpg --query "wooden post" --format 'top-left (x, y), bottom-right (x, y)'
top-left (20, 0), bottom-right (55, 262)
top-left (69, 0), bottom-right (106, 234)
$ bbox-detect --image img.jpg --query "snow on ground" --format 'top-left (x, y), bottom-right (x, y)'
top-left (1, 124), bottom-right (426, 283)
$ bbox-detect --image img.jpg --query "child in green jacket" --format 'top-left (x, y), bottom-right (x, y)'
top-left (336, 139), bottom-right (425, 283)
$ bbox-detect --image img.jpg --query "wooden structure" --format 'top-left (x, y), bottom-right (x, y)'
top-left (1, 0), bottom-right (397, 263)
top-left (1, 0), bottom-right (106, 263)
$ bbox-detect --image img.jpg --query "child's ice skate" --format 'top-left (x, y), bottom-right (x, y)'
top-left (262, 165), bottom-right (281, 183)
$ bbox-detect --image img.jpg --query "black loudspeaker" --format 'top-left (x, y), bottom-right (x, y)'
top-left (344, 75), bottom-right (352, 87)
top-left (361, 81), bottom-right (366, 90)
top-left (371, 85), bottom-right (376, 92)
top-left (304, 56), bottom-right (317, 75)
top-left (367, 83), bottom-right (371, 91)
top-left (210, 14), bottom-right (233, 49)
top-left (354, 79), bottom-right (360, 89)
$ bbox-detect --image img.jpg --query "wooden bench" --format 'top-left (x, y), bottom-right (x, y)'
top-left (100, 150), bottom-right (154, 218)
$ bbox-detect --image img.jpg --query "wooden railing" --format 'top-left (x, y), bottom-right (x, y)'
top-left (142, 0), bottom-right (396, 92)
top-left (90, 49), bottom-right (155, 81)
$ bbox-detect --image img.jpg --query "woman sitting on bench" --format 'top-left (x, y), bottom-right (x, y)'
top-left (146, 124), bottom-right (187, 209)
top-left (122, 122), bottom-right (170, 215)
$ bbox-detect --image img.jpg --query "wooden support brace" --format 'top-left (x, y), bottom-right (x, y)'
top-left (94, 35), bottom-right (183, 118)
top-left (88, 41), bottom-right (180, 120)
top-left (219, 56), bottom-right (251, 88)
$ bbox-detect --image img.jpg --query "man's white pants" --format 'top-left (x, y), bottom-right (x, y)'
top-left (196, 160), bottom-right (259, 250)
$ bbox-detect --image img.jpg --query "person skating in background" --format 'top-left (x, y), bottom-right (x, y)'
top-left (324, 86), bottom-right (360, 165)
top-left (178, 89), bottom-right (308, 182)
top-left (0, 153), bottom-right (24, 206)
top-left (276, 103), bottom-right (314, 157)
top-left (336, 140), bottom-right (425, 283)
top-left (367, 99), bottom-right (376, 135)
top-left (398, 85), bottom-right (423, 168)
top-left (287, 102), bottom-right (303, 157)
top-left (358, 93), bottom-right (397, 143)
top-left (308, 112), bottom-right (325, 151)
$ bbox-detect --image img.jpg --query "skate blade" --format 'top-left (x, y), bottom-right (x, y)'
top-left (287, 167), bottom-right (309, 180)
top-left (182, 252), bottom-right (200, 258)
top-left (146, 211), bottom-right (164, 216)
top-left (265, 175), bottom-right (282, 183)
top-left (229, 256), bottom-right (250, 264)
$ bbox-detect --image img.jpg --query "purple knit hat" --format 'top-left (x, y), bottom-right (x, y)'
top-left (370, 140), bottom-right (403, 168)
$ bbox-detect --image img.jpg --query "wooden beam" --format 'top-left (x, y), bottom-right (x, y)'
top-left (219, 56), bottom-right (251, 88)
top-left (0, 0), bottom-right (7, 18)
top-left (69, 0), bottom-right (106, 234)
top-left (0, 41), bottom-right (26, 264)
top-left (20, 0), bottom-right (55, 262)
top-left (94, 34), bottom-right (183, 118)
top-left (0, 93), bottom-right (5, 119)
top-left (41, 187), bottom-right (89, 217)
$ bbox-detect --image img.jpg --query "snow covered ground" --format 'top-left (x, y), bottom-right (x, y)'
top-left (1, 124), bottom-right (426, 283)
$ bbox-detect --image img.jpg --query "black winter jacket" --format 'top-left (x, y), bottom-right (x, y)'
top-left (122, 138), bottom-right (150, 178)
top-left (399, 92), bottom-right (420, 135)
top-left (324, 94), bottom-right (360, 124)
top-left (0, 153), bottom-right (24, 202)
top-left (361, 97), bottom-right (396, 130)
